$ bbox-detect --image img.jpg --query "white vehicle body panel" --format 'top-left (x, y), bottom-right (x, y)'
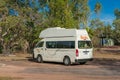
top-left (33, 27), bottom-right (93, 64)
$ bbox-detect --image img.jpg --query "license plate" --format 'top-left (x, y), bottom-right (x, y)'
top-left (83, 51), bottom-right (89, 54)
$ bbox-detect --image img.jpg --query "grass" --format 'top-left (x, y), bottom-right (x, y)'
top-left (0, 77), bottom-right (13, 80)
top-left (94, 53), bottom-right (120, 60)
top-left (0, 77), bottom-right (23, 80)
top-left (0, 53), bottom-right (31, 61)
top-left (94, 48), bottom-right (120, 60)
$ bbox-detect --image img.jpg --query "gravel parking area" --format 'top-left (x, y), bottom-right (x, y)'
top-left (0, 59), bottom-right (120, 80)
top-left (0, 48), bottom-right (120, 80)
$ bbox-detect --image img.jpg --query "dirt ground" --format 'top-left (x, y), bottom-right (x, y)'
top-left (0, 47), bottom-right (120, 80)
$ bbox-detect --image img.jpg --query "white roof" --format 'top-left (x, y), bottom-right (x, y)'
top-left (39, 27), bottom-right (88, 38)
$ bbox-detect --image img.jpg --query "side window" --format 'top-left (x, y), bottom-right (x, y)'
top-left (46, 41), bottom-right (75, 49)
top-left (36, 42), bottom-right (44, 48)
top-left (57, 41), bottom-right (63, 48)
top-left (46, 41), bottom-right (57, 48)
top-left (69, 41), bottom-right (75, 48)
top-left (57, 41), bottom-right (75, 48)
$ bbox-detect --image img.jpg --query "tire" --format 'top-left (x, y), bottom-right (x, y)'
top-left (63, 57), bottom-right (71, 66)
top-left (37, 55), bottom-right (43, 63)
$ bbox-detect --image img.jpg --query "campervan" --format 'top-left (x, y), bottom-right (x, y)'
top-left (33, 27), bottom-right (93, 65)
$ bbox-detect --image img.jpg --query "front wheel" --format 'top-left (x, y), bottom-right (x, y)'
top-left (37, 55), bottom-right (43, 63)
top-left (63, 57), bottom-right (71, 66)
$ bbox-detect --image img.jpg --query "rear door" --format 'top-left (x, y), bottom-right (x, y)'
top-left (77, 41), bottom-right (93, 59)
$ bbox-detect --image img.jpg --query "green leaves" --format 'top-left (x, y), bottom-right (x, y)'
top-left (0, 15), bottom-right (28, 53)
top-left (113, 19), bottom-right (120, 44)
top-left (94, 1), bottom-right (102, 14)
top-left (1, 0), bottom-right (119, 53)
top-left (112, 8), bottom-right (120, 44)
top-left (48, 0), bottom-right (90, 29)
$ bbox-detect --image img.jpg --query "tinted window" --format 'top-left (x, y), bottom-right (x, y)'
top-left (46, 41), bottom-right (75, 49)
top-left (57, 41), bottom-right (75, 48)
top-left (78, 41), bottom-right (92, 49)
top-left (46, 41), bottom-right (57, 48)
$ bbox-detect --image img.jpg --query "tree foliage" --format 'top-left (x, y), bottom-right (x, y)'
top-left (0, 0), bottom-right (91, 54)
top-left (0, 0), bottom-right (38, 53)
top-left (0, 0), bottom-right (119, 54)
top-left (48, 0), bottom-right (73, 28)
top-left (94, 1), bottom-right (102, 15)
top-left (72, 0), bottom-right (90, 28)
top-left (0, 16), bottom-right (27, 54)
top-left (113, 9), bottom-right (120, 45)
top-left (89, 18), bottom-right (105, 46)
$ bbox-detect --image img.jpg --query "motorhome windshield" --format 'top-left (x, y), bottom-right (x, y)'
top-left (78, 41), bottom-right (92, 49)
top-left (35, 42), bottom-right (44, 48)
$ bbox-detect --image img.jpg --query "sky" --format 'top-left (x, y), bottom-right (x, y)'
top-left (88, 0), bottom-right (120, 24)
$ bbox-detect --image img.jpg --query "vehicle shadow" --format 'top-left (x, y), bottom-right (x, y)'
top-left (92, 58), bottom-right (120, 74)
top-left (26, 57), bottom-right (83, 66)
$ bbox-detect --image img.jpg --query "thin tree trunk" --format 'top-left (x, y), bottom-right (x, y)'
top-left (2, 44), bottom-right (11, 55)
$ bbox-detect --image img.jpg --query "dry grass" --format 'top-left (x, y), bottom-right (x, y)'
top-left (0, 77), bottom-right (23, 80)
top-left (94, 47), bottom-right (120, 60)
top-left (0, 52), bottom-right (31, 61)
top-left (0, 77), bottom-right (13, 80)
top-left (94, 53), bottom-right (120, 60)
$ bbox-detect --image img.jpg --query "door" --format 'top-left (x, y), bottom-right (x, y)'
top-left (45, 41), bottom-right (57, 61)
top-left (77, 41), bottom-right (93, 59)
top-left (34, 41), bottom-right (44, 58)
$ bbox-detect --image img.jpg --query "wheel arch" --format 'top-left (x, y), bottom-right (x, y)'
top-left (37, 54), bottom-right (43, 63)
top-left (63, 54), bottom-right (75, 64)
top-left (63, 55), bottom-right (71, 66)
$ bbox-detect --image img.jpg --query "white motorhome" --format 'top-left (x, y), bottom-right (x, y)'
top-left (33, 27), bottom-right (93, 65)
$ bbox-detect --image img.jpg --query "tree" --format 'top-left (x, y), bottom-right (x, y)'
top-left (114, 9), bottom-right (120, 19)
top-left (72, 0), bottom-right (90, 28)
top-left (88, 1), bottom-right (102, 47)
top-left (1, 0), bottom-right (48, 53)
top-left (89, 18), bottom-right (105, 47)
top-left (113, 9), bottom-right (120, 45)
top-left (0, 0), bottom-right (8, 54)
top-left (0, 16), bottom-right (28, 54)
top-left (104, 24), bottom-right (112, 39)
top-left (0, 0), bottom-right (93, 54)
top-left (48, 0), bottom-right (77, 28)
top-left (47, 0), bottom-right (90, 29)
top-left (94, 1), bottom-right (102, 16)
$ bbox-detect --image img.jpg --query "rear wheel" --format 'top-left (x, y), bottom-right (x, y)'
top-left (63, 57), bottom-right (71, 66)
top-left (37, 55), bottom-right (43, 63)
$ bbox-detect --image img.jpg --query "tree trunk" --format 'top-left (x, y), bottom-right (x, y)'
top-left (2, 44), bottom-right (11, 55)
